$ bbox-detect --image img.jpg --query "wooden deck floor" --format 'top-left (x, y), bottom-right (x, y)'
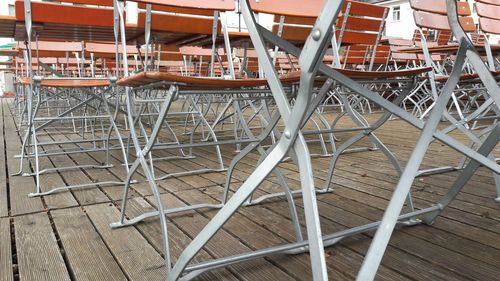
top-left (1, 98), bottom-right (499, 281)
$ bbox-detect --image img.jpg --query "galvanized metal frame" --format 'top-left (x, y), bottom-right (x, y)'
top-left (107, 0), bottom-right (500, 280)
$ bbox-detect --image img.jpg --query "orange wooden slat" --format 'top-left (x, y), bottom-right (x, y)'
top-left (85, 43), bottom-right (138, 55)
top-left (475, 2), bottom-right (500, 20)
top-left (133, 0), bottom-right (234, 11)
top-left (137, 3), bottom-right (216, 16)
top-left (409, 0), bottom-right (471, 16)
top-left (15, 1), bottom-right (115, 27)
top-left (336, 30), bottom-right (379, 45)
top-left (413, 11), bottom-right (475, 32)
top-left (337, 16), bottom-right (384, 32)
top-left (61, 0), bottom-right (114, 7)
top-left (250, 0), bottom-right (323, 18)
top-left (137, 12), bottom-right (215, 35)
top-left (117, 71), bottom-right (303, 88)
top-left (342, 1), bottom-right (387, 18)
top-left (476, 0), bottom-right (500, 5)
top-left (479, 17), bottom-right (500, 35)
top-left (272, 24), bottom-right (311, 42)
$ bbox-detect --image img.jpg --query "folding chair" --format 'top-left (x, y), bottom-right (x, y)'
top-left (12, 0), bottom-right (130, 196)
top-left (408, 0), bottom-right (500, 200)
top-left (109, 0), bottom-right (454, 280)
top-left (168, 0), bottom-right (500, 280)
top-left (109, 1), bottom-right (309, 243)
top-left (313, 2), bottom-right (431, 199)
top-left (356, 0), bottom-right (500, 279)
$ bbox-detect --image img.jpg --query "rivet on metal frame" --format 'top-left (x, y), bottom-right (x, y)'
top-left (312, 29), bottom-right (322, 41)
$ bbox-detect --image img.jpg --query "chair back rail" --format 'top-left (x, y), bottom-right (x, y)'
top-left (85, 43), bottom-right (139, 58)
top-left (59, 0), bottom-right (114, 6)
top-left (133, 0), bottom-right (234, 11)
top-left (137, 3), bottom-right (216, 16)
top-left (19, 41), bottom-right (83, 53)
top-left (249, 0), bottom-right (323, 18)
top-left (136, 12), bottom-right (216, 35)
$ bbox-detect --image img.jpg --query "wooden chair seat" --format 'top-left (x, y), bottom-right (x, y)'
top-left (20, 78), bottom-right (111, 88)
top-left (334, 67), bottom-right (432, 79)
top-left (117, 65), bottom-right (433, 88)
top-left (435, 70), bottom-right (500, 83)
top-left (117, 71), bottom-right (300, 88)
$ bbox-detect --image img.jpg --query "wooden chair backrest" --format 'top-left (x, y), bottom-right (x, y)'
top-left (15, 0), bottom-right (116, 26)
top-left (336, 1), bottom-right (388, 46)
top-left (388, 38), bottom-right (420, 63)
top-left (436, 30), bottom-right (452, 45)
top-left (266, 0), bottom-right (387, 45)
top-left (475, 0), bottom-right (500, 35)
top-left (135, 0), bottom-right (228, 38)
top-left (249, 0), bottom-right (323, 18)
top-left (341, 45), bottom-right (369, 65)
top-left (134, 0), bottom-right (234, 12)
top-left (410, 0), bottom-right (475, 32)
top-left (137, 3), bottom-right (215, 16)
top-left (56, 0), bottom-right (114, 6)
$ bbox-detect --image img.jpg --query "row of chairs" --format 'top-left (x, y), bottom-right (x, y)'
top-left (4, 0), bottom-right (500, 280)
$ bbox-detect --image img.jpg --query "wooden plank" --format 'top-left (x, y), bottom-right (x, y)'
top-left (146, 192), bottom-right (302, 281)
top-left (49, 126), bottom-right (151, 199)
top-left (62, 144), bottom-right (141, 202)
top-left (124, 196), bottom-right (240, 281)
top-left (0, 218), bottom-right (13, 281)
top-left (51, 207), bottom-right (127, 281)
top-left (304, 181), bottom-right (500, 279)
top-left (193, 178), bottom-right (468, 281)
top-left (0, 101), bottom-right (9, 217)
top-left (84, 203), bottom-right (166, 281)
top-left (47, 131), bottom-right (132, 203)
top-left (15, 212), bottom-right (71, 281)
top-left (1, 99), bottom-right (495, 281)
top-left (29, 133), bottom-right (79, 210)
top-left (44, 148), bottom-right (110, 205)
top-left (233, 185), bottom-right (486, 281)
top-left (173, 187), bottom-right (407, 280)
top-left (188, 118), bottom-right (500, 278)
top-left (317, 154), bottom-right (500, 225)
top-left (3, 101), bottom-right (44, 216)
